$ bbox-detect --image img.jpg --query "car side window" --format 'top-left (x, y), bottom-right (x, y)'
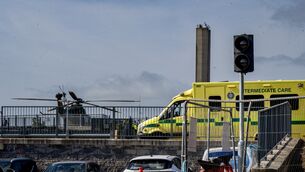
top-left (172, 158), bottom-right (181, 169)
top-left (87, 163), bottom-right (99, 172)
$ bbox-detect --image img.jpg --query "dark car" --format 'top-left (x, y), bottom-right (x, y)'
top-left (6, 158), bottom-right (38, 172)
top-left (0, 159), bottom-right (10, 171)
top-left (44, 161), bottom-right (100, 172)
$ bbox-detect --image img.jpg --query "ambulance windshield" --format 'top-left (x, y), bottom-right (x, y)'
top-left (160, 101), bottom-right (186, 119)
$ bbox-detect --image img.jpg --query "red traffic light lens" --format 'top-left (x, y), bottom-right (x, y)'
top-left (235, 36), bottom-right (250, 52)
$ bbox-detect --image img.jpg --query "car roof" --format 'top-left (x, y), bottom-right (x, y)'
top-left (205, 144), bottom-right (257, 154)
top-left (51, 161), bottom-right (95, 165)
top-left (202, 147), bottom-right (239, 160)
top-left (202, 146), bottom-right (257, 161)
top-left (130, 155), bottom-right (178, 161)
top-left (206, 147), bottom-right (238, 152)
top-left (0, 159), bottom-right (10, 162)
top-left (10, 158), bottom-right (34, 162)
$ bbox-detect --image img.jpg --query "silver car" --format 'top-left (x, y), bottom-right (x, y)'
top-left (44, 161), bottom-right (100, 172)
top-left (124, 155), bottom-right (181, 172)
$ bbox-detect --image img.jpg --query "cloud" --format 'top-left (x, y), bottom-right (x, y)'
top-left (1, 0), bottom-right (305, 106)
top-left (248, 52), bottom-right (305, 80)
top-left (6, 71), bottom-right (189, 106)
top-left (270, 0), bottom-right (305, 28)
top-left (0, 0), bottom-right (194, 106)
top-left (79, 71), bottom-right (189, 106)
top-left (256, 52), bottom-right (305, 66)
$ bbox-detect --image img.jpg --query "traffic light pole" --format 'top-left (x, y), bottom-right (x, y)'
top-left (234, 33), bottom-right (253, 172)
top-left (181, 104), bottom-right (188, 172)
top-left (238, 73), bottom-right (245, 172)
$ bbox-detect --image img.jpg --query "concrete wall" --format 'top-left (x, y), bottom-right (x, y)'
top-left (0, 138), bottom-right (222, 172)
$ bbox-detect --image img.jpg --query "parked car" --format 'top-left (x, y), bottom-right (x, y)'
top-left (124, 155), bottom-right (181, 172)
top-left (6, 158), bottom-right (38, 172)
top-left (201, 145), bottom-right (257, 172)
top-left (44, 161), bottom-right (100, 172)
top-left (0, 159), bottom-right (10, 171)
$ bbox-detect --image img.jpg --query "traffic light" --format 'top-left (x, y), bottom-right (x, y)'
top-left (234, 34), bottom-right (254, 73)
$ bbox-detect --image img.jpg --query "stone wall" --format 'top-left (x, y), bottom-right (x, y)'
top-left (0, 138), bottom-right (222, 172)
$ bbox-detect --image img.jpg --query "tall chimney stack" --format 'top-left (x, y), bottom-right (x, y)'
top-left (195, 24), bottom-right (211, 82)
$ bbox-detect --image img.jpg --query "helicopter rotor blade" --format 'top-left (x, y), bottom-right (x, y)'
top-left (86, 100), bottom-right (141, 103)
top-left (68, 91), bottom-right (79, 101)
top-left (12, 98), bottom-right (57, 101)
top-left (82, 102), bottom-right (119, 113)
top-left (47, 102), bottom-right (74, 112)
top-left (47, 107), bottom-right (59, 112)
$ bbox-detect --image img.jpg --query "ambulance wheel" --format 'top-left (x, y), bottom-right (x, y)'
top-left (255, 134), bottom-right (258, 140)
top-left (139, 132), bottom-right (169, 139)
top-left (150, 132), bottom-right (169, 139)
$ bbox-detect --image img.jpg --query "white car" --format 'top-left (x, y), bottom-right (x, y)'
top-left (123, 155), bottom-right (181, 172)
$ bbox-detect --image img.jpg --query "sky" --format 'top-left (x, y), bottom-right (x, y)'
top-left (0, 0), bottom-right (305, 106)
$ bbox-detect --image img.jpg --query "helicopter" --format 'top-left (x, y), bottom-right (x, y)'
top-left (13, 90), bottom-right (140, 115)
top-left (12, 90), bottom-right (140, 131)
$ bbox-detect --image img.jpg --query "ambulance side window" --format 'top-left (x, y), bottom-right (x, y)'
top-left (209, 96), bottom-right (221, 110)
top-left (236, 95), bottom-right (265, 111)
top-left (270, 94), bottom-right (299, 110)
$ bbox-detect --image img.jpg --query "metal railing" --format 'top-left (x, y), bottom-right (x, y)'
top-left (257, 102), bottom-right (291, 163)
top-left (0, 96), bottom-right (304, 140)
top-left (0, 106), bottom-right (164, 138)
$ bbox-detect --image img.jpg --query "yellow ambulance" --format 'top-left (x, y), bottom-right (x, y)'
top-left (137, 80), bottom-right (305, 140)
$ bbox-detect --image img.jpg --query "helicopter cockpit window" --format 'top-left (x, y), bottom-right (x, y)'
top-left (162, 101), bottom-right (186, 120)
top-left (68, 104), bottom-right (86, 114)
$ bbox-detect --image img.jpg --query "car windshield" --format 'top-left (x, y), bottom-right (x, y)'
top-left (45, 163), bottom-right (85, 172)
top-left (208, 151), bottom-right (237, 158)
top-left (127, 159), bottom-right (172, 170)
top-left (206, 150), bottom-right (251, 170)
top-left (0, 160), bottom-right (10, 169)
top-left (10, 160), bottom-right (37, 172)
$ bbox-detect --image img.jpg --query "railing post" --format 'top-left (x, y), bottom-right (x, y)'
top-left (230, 108), bottom-right (237, 172)
top-left (207, 108), bottom-right (210, 159)
top-left (66, 109), bottom-right (69, 138)
top-left (15, 115), bottom-right (17, 128)
top-left (170, 107), bottom-right (173, 138)
top-left (243, 101), bottom-right (252, 171)
top-left (111, 107), bottom-right (116, 139)
top-left (0, 107), bottom-right (3, 137)
top-left (23, 117), bottom-right (26, 136)
top-left (55, 110), bottom-right (59, 137)
top-left (181, 101), bottom-right (188, 172)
